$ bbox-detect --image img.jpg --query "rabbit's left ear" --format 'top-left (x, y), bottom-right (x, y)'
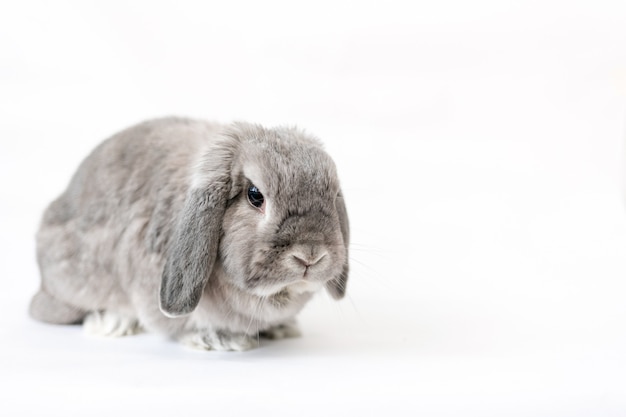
top-left (159, 137), bottom-right (238, 318)
top-left (326, 191), bottom-right (350, 300)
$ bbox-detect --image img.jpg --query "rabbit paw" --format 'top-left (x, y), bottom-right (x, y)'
top-left (83, 311), bottom-right (144, 337)
top-left (179, 330), bottom-right (256, 352)
top-left (259, 321), bottom-right (302, 340)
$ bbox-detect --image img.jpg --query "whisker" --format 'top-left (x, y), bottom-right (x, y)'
top-left (221, 291), bottom-right (238, 323)
top-left (349, 256), bottom-right (387, 288)
top-left (255, 296), bottom-right (266, 345)
top-left (245, 294), bottom-right (265, 338)
top-left (349, 242), bottom-right (387, 251)
top-left (344, 293), bottom-right (362, 319)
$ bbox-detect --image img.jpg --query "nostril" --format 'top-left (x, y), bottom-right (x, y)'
top-left (293, 255), bottom-right (312, 267)
top-left (292, 253), bottom-right (327, 268)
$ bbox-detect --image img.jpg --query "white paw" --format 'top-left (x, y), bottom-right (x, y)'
top-left (260, 321), bottom-right (302, 340)
top-left (179, 330), bottom-right (256, 352)
top-left (83, 311), bottom-right (143, 337)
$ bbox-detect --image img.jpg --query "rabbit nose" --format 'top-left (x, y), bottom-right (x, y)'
top-left (292, 252), bottom-right (327, 267)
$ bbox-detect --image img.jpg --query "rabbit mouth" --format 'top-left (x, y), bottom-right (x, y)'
top-left (249, 277), bottom-right (324, 298)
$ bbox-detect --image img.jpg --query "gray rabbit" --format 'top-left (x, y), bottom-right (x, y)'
top-left (29, 117), bottom-right (349, 351)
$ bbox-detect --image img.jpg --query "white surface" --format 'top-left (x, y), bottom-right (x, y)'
top-left (2, 1), bottom-right (626, 415)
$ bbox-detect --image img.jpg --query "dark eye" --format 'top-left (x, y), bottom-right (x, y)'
top-left (247, 185), bottom-right (265, 210)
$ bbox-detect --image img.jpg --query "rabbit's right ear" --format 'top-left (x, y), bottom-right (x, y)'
top-left (159, 135), bottom-right (239, 318)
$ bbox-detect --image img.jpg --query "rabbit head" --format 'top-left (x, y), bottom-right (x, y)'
top-left (160, 123), bottom-right (349, 318)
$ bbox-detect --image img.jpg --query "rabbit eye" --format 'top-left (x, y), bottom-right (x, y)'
top-left (247, 185), bottom-right (265, 210)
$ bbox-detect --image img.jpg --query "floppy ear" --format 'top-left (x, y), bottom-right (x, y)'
top-left (326, 191), bottom-right (350, 300)
top-left (159, 137), bottom-right (238, 318)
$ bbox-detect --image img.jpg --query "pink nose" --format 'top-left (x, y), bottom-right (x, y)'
top-left (292, 253), bottom-right (326, 267)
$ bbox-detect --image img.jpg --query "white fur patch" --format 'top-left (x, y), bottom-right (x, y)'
top-left (83, 311), bottom-right (143, 338)
top-left (288, 280), bottom-right (324, 295)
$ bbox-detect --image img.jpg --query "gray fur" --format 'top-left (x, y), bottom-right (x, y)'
top-left (326, 193), bottom-right (350, 299)
top-left (30, 117), bottom-right (349, 351)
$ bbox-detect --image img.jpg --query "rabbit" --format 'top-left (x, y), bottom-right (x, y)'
top-left (29, 117), bottom-right (349, 351)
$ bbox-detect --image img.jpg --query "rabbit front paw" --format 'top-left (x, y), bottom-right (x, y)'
top-left (179, 330), bottom-right (256, 352)
top-left (259, 320), bottom-right (302, 340)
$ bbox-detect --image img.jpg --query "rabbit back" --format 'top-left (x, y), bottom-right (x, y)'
top-left (32, 118), bottom-right (220, 325)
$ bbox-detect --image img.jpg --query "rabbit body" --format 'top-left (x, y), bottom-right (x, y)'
top-left (30, 118), bottom-right (349, 351)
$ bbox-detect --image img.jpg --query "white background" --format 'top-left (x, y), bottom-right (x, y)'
top-left (1, 0), bottom-right (626, 415)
